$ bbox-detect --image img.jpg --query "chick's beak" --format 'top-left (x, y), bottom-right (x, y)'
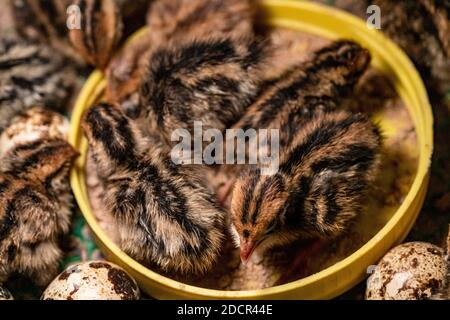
top-left (240, 241), bottom-right (257, 263)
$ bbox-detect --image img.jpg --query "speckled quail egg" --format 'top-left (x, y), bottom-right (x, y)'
top-left (41, 261), bottom-right (140, 300)
top-left (0, 107), bottom-right (69, 156)
top-left (0, 285), bottom-right (13, 300)
top-left (366, 242), bottom-right (449, 300)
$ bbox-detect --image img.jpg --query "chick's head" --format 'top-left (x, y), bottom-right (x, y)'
top-left (230, 168), bottom-right (290, 262)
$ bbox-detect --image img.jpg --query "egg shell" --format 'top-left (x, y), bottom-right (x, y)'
top-left (41, 261), bottom-right (140, 300)
top-left (0, 107), bottom-right (69, 156)
top-left (366, 242), bottom-right (448, 300)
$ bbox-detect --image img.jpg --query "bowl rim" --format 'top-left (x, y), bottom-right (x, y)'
top-left (69, 0), bottom-right (433, 299)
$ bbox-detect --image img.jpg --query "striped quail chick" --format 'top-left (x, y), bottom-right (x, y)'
top-left (230, 110), bottom-right (382, 262)
top-left (218, 40), bottom-right (372, 204)
top-left (139, 35), bottom-right (267, 147)
top-left (232, 40), bottom-right (372, 150)
top-left (0, 109), bottom-right (78, 286)
top-left (82, 102), bottom-right (226, 275)
top-left (106, 0), bottom-right (257, 118)
top-left (11, 0), bottom-right (150, 68)
top-left (0, 37), bottom-right (76, 132)
top-left (225, 40), bottom-right (380, 262)
top-left (10, 0), bottom-right (85, 67)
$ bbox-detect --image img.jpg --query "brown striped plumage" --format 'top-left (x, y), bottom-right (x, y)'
top-left (231, 40), bottom-right (372, 150)
top-left (230, 110), bottom-right (381, 261)
top-left (225, 40), bottom-right (379, 261)
top-left (218, 40), bottom-right (372, 203)
top-left (82, 103), bottom-right (226, 275)
top-left (69, 0), bottom-right (123, 69)
top-left (11, 0), bottom-right (150, 68)
top-left (10, 0), bottom-right (85, 66)
top-left (0, 37), bottom-right (76, 133)
top-left (106, 0), bottom-right (257, 119)
top-left (139, 35), bottom-right (267, 146)
top-left (0, 115), bottom-right (78, 285)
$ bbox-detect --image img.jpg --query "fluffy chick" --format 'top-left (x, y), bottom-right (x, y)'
top-left (139, 35), bottom-right (267, 146)
top-left (11, 0), bottom-right (149, 68)
top-left (82, 102), bottom-right (226, 275)
top-left (231, 40), bottom-right (372, 150)
top-left (10, 0), bottom-right (85, 67)
top-left (0, 137), bottom-right (78, 286)
top-left (217, 40), bottom-right (372, 204)
top-left (0, 37), bottom-right (76, 132)
top-left (225, 40), bottom-right (377, 261)
top-left (106, 0), bottom-right (257, 118)
top-left (230, 110), bottom-right (382, 261)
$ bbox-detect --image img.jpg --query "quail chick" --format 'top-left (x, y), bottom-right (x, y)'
top-left (0, 137), bottom-right (78, 286)
top-left (230, 110), bottom-right (382, 263)
top-left (106, 0), bottom-right (257, 118)
top-left (82, 102), bottom-right (226, 275)
top-left (139, 35), bottom-right (267, 146)
top-left (11, 0), bottom-right (150, 68)
top-left (232, 40), bottom-right (371, 150)
top-left (217, 40), bottom-right (372, 204)
top-left (226, 40), bottom-right (378, 262)
top-left (10, 0), bottom-right (85, 67)
top-left (0, 37), bottom-right (76, 132)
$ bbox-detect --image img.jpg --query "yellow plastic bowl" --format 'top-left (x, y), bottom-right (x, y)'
top-left (69, 0), bottom-right (433, 299)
